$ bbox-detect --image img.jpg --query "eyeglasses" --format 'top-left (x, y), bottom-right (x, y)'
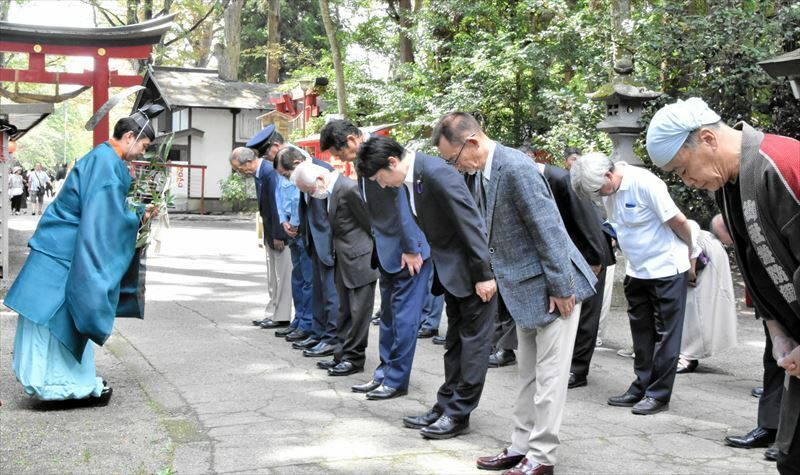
top-left (446, 132), bottom-right (477, 166)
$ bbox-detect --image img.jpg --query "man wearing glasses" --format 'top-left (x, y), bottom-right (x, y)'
top-left (432, 112), bottom-right (596, 475)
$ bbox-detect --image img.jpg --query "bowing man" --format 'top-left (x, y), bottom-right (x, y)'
top-left (289, 160), bottom-right (379, 376)
top-left (357, 135), bottom-right (497, 440)
top-left (319, 120), bottom-right (431, 401)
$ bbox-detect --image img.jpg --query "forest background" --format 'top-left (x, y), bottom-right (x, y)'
top-left (2, 0), bottom-right (798, 225)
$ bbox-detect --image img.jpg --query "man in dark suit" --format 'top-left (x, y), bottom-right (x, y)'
top-left (229, 145), bottom-right (293, 327)
top-left (272, 146), bottom-right (339, 358)
top-left (289, 160), bottom-right (380, 376)
top-left (432, 113), bottom-right (596, 475)
top-left (357, 135), bottom-right (497, 440)
top-left (319, 120), bottom-right (432, 401)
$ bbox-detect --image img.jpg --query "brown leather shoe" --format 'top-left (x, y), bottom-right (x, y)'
top-left (502, 458), bottom-right (553, 475)
top-left (477, 448), bottom-right (524, 471)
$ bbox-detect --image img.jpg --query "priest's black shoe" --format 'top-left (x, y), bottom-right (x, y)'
top-left (328, 361), bottom-right (362, 376)
top-left (303, 342), bottom-right (334, 357)
top-left (252, 318), bottom-right (268, 326)
top-left (316, 359), bottom-right (339, 370)
top-left (366, 384), bottom-right (407, 400)
top-left (420, 415), bottom-right (469, 439)
top-left (568, 373), bottom-right (587, 389)
top-left (607, 392), bottom-right (641, 407)
top-left (751, 386), bottom-right (764, 398)
top-left (275, 326), bottom-right (295, 337)
top-left (724, 427), bottom-right (776, 448)
top-left (432, 335), bottom-right (446, 345)
top-left (285, 330), bottom-right (311, 342)
top-left (260, 319), bottom-right (288, 329)
top-left (488, 349), bottom-right (516, 367)
top-left (352, 379), bottom-right (381, 393)
top-left (291, 336), bottom-right (319, 349)
top-left (417, 327), bottom-right (438, 338)
top-left (631, 396), bottom-right (669, 415)
top-left (403, 408), bottom-right (443, 429)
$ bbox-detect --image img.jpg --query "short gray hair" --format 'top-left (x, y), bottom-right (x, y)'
top-left (570, 152), bottom-right (615, 198)
top-left (290, 161), bottom-right (328, 188)
top-left (230, 147), bottom-right (256, 166)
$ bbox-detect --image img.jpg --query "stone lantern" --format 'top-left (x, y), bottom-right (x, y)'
top-left (758, 48), bottom-right (800, 100)
top-left (590, 60), bottom-right (661, 166)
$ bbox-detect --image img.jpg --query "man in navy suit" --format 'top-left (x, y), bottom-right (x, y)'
top-left (319, 120), bottom-right (431, 401)
top-left (229, 145), bottom-right (293, 327)
top-left (357, 135), bottom-right (497, 440)
top-left (272, 147), bottom-right (339, 358)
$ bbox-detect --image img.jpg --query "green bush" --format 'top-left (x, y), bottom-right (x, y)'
top-left (219, 173), bottom-right (257, 212)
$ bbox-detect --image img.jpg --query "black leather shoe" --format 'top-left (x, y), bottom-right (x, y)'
top-left (275, 326), bottom-right (295, 337)
top-left (568, 373), bottom-right (587, 389)
top-left (286, 330), bottom-right (311, 342)
top-left (676, 358), bottom-right (698, 374)
top-left (260, 319), bottom-right (288, 329)
top-left (403, 408), bottom-right (443, 429)
top-left (303, 342), bottom-right (335, 357)
top-left (316, 359), bottom-right (339, 370)
top-left (476, 448), bottom-right (525, 470)
top-left (418, 327), bottom-right (438, 338)
top-left (371, 316), bottom-right (380, 326)
top-left (252, 318), bottom-right (268, 326)
top-left (366, 384), bottom-right (407, 400)
top-left (764, 446), bottom-right (779, 461)
top-left (328, 361), bottom-right (362, 376)
top-left (724, 427), bottom-right (776, 449)
top-left (608, 392), bottom-right (642, 407)
top-left (291, 336), bottom-right (319, 349)
top-left (420, 415), bottom-right (469, 439)
top-left (631, 396), bottom-right (669, 415)
top-left (432, 335), bottom-right (446, 345)
top-left (751, 386), bottom-right (764, 398)
top-left (488, 349), bottom-right (516, 367)
top-left (352, 379), bottom-right (381, 393)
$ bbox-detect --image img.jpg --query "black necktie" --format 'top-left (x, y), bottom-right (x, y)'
top-left (470, 172), bottom-right (486, 218)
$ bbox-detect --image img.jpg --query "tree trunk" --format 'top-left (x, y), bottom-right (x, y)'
top-left (143, 0), bottom-right (153, 20)
top-left (611, 0), bottom-right (631, 77)
top-left (218, 0), bottom-right (243, 81)
top-left (265, 0), bottom-right (281, 83)
top-left (127, 0), bottom-right (139, 24)
top-left (394, 0), bottom-right (415, 64)
top-left (319, 0), bottom-right (347, 117)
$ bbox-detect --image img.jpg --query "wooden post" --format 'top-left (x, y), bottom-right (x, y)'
top-left (93, 53), bottom-right (110, 146)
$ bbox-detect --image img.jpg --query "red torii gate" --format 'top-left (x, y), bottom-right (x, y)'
top-left (0, 15), bottom-right (174, 145)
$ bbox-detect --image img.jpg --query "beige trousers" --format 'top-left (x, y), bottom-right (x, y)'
top-left (265, 245), bottom-right (293, 322)
top-left (509, 303), bottom-right (581, 466)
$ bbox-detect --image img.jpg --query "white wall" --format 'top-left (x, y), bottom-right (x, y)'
top-left (189, 108), bottom-right (234, 199)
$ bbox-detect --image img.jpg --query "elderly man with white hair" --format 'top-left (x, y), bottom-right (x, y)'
top-left (570, 152), bottom-right (692, 415)
top-left (290, 161), bottom-right (379, 377)
top-left (645, 97), bottom-right (800, 473)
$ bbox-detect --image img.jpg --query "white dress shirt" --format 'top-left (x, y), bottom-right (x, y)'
top-left (402, 150), bottom-right (417, 216)
top-left (603, 162), bottom-right (690, 279)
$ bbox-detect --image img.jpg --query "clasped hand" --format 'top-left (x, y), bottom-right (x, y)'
top-left (549, 294), bottom-right (576, 318)
top-left (475, 279), bottom-right (496, 303)
top-left (774, 334), bottom-right (800, 379)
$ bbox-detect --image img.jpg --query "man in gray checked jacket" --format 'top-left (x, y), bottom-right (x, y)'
top-left (433, 113), bottom-right (597, 475)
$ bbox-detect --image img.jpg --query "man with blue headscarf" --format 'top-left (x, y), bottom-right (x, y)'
top-left (646, 97), bottom-right (800, 474)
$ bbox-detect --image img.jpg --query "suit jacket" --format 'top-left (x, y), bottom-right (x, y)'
top-left (543, 164), bottom-right (614, 267)
top-left (359, 177), bottom-right (429, 274)
top-left (411, 152), bottom-right (493, 298)
top-left (298, 158), bottom-right (335, 266)
top-left (257, 159), bottom-right (288, 249)
top-left (485, 144), bottom-right (596, 328)
top-left (329, 174), bottom-right (380, 288)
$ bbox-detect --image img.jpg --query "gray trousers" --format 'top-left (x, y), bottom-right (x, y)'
top-left (265, 245), bottom-right (293, 322)
top-left (509, 303), bottom-right (581, 466)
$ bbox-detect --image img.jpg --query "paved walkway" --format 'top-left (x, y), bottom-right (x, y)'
top-left (1, 217), bottom-right (779, 474)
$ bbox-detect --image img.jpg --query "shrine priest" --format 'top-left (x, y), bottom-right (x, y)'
top-left (4, 106), bottom-right (162, 406)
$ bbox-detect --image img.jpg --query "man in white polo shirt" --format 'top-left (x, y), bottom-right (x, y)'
top-left (571, 152), bottom-right (692, 415)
